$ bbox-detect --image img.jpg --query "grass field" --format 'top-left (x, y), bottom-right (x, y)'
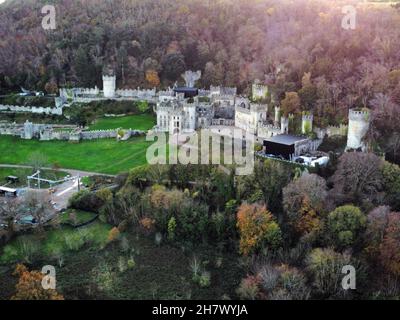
top-left (0, 136), bottom-right (152, 175)
top-left (89, 114), bottom-right (156, 131)
top-left (60, 209), bottom-right (98, 226)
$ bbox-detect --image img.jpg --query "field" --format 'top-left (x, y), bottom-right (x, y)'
top-left (0, 136), bottom-right (152, 175)
top-left (0, 223), bottom-right (244, 300)
top-left (89, 114), bottom-right (156, 131)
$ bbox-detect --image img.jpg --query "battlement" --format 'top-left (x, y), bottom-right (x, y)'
top-left (349, 109), bottom-right (370, 121)
top-left (102, 74), bottom-right (116, 80)
top-left (302, 114), bottom-right (314, 121)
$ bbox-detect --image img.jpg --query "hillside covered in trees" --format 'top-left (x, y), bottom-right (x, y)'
top-left (1, 0), bottom-right (400, 161)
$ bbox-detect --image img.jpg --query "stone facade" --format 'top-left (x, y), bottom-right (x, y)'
top-left (235, 98), bottom-right (267, 135)
top-left (0, 120), bottom-right (145, 142)
top-left (103, 74), bottom-right (116, 98)
top-left (346, 109), bottom-right (371, 150)
top-left (0, 104), bottom-right (63, 115)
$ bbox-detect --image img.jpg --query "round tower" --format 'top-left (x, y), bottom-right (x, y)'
top-left (274, 106), bottom-right (281, 127)
top-left (302, 113), bottom-right (313, 135)
top-left (346, 109), bottom-right (371, 150)
top-left (281, 116), bottom-right (289, 134)
top-left (103, 73), bottom-right (116, 98)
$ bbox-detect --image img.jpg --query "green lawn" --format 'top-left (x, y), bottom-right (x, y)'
top-left (60, 209), bottom-right (98, 226)
top-left (89, 114), bottom-right (156, 131)
top-left (0, 136), bottom-right (152, 175)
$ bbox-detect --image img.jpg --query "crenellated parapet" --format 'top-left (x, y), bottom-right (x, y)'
top-left (347, 108), bottom-right (371, 151)
top-left (302, 113), bottom-right (313, 134)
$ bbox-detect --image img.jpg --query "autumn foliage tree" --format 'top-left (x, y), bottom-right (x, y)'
top-left (379, 212), bottom-right (400, 277)
top-left (11, 264), bottom-right (64, 300)
top-left (145, 69), bottom-right (160, 87)
top-left (280, 92), bottom-right (301, 117)
top-left (236, 204), bottom-right (282, 256)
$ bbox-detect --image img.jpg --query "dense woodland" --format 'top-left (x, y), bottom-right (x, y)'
top-left (1, 0), bottom-right (400, 160)
top-left (63, 153), bottom-right (400, 300)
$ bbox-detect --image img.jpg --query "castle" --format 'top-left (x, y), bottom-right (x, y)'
top-left (0, 69), bottom-right (371, 154)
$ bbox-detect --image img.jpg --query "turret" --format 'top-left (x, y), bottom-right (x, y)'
top-left (274, 106), bottom-right (281, 127)
top-left (302, 113), bottom-right (313, 135)
top-left (103, 71), bottom-right (116, 98)
top-left (346, 109), bottom-right (371, 150)
top-left (281, 116), bottom-right (289, 134)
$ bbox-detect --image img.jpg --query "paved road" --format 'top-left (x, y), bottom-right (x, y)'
top-left (0, 164), bottom-right (116, 177)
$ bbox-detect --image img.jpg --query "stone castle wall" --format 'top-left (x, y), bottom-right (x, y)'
top-left (0, 104), bottom-right (63, 115)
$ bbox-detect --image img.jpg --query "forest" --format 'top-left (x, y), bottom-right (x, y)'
top-left (1, 0), bottom-right (400, 161)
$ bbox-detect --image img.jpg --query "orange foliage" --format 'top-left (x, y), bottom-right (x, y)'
top-left (236, 204), bottom-right (282, 256)
top-left (11, 264), bottom-right (64, 300)
top-left (380, 213), bottom-right (400, 276)
top-left (295, 196), bottom-right (321, 235)
top-left (107, 227), bottom-right (121, 242)
top-left (140, 217), bottom-right (156, 231)
top-left (145, 69), bottom-right (160, 87)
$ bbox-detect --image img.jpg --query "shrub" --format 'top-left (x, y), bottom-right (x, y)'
top-left (198, 271), bottom-right (211, 288)
top-left (69, 190), bottom-right (104, 213)
top-left (64, 230), bottom-right (88, 251)
top-left (236, 275), bottom-right (261, 300)
top-left (17, 238), bottom-right (40, 264)
top-left (107, 227), bottom-right (121, 243)
top-left (167, 217), bottom-right (177, 241)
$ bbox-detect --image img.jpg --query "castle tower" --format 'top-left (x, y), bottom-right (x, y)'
top-left (252, 82), bottom-right (269, 101)
top-left (302, 113), bottom-right (313, 135)
top-left (184, 103), bottom-right (196, 132)
top-left (281, 116), bottom-right (289, 134)
top-left (103, 73), bottom-right (116, 98)
top-left (274, 106), bottom-right (281, 127)
top-left (23, 120), bottom-right (34, 140)
top-left (346, 109), bottom-right (371, 150)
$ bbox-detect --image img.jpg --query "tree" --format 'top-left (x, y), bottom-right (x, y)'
top-left (364, 206), bottom-right (391, 262)
top-left (298, 72), bottom-right (317, 111)
top-left (26, 152), bottom-right (48, 172)
top-left (283, 173), bottom-right (327, 236)
top-left (11, 264), bottom-right (64, 300)
top-left (236, 204), bottom-right (282, 256)
top-left (382, 161), bottom-right (400, 211)
top-left (44, 81), bottom-right (58, 94)
top-left (145, 69), bottom-right (160, 87)
top-left (326, 205), bottom-right (367, 248)
top-left (281, 92), bottom-right (301, 117)
top-left (306, 248), bottom-right (359, 299)
top-left (237, 159), bottom-right (291, 215)
top-left (379, 212), bottom-right (400, 276)
top-left (0, 197), bottom-right (20, 241)
top-left (24, 191), bottom-right (53, 233)
top-left (331, 153), bottom-right (384, 208)
top-left (162, 53), bottom-right (186, 81)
